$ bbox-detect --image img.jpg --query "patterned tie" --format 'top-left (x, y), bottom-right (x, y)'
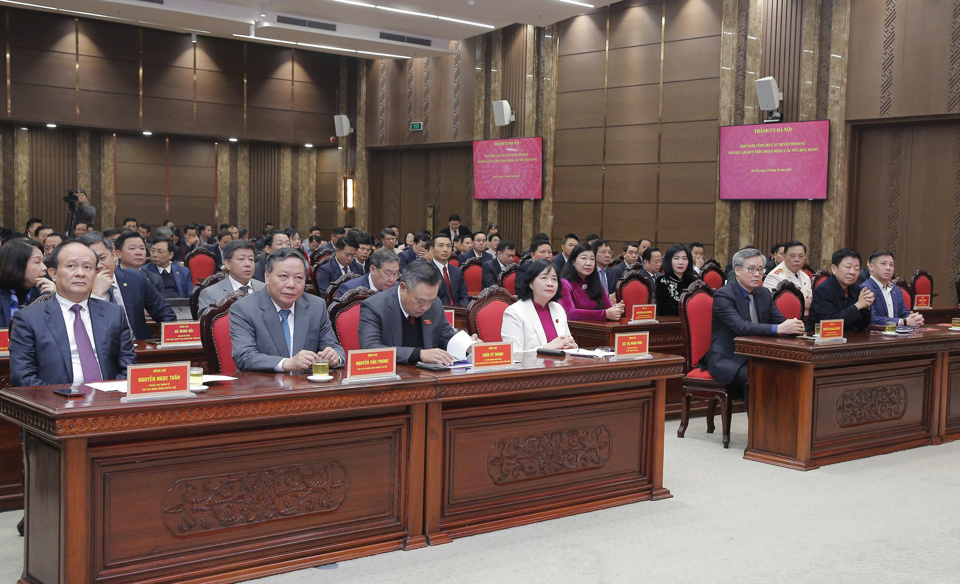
top-left (240, 285), bottom-right (251, 294)
top-left (748, 294), bottom-right (759, 323)
top-left (278, 309), bottom-right (292, 357)
top-left (70, 304), bottom-right (102, 383)
top-left (443, 265), bottom-right (453, 303)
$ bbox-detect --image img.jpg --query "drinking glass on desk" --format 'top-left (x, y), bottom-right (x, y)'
top-left (312, 361), bottom-right (329, 376)
top-left (953, 317), bottom-right (960, 329)
top-left (885, 321), bottom-right (897, 334)
top-left (189, 367), bottom-right (204, 389)
top-left (814, 323), bottom-right (821, 337)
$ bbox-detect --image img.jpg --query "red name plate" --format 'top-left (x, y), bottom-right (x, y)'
top-left (631, 304), bottom-right (657, 322)
top-left (471, 342), bottom-right (513, 369)
top-left (161, 321), bottom-right (202, 345)
top-left (819, 319), bottom-right (844, 340)
top-left (615, 331), bottom-right (650, 358)
top-left (914, 294), bottom-right (931, 309)
top-left (127, 362), bottom-right (190, 396)
top-left (346, 348), bottom-right (397, 380)
top-left (0, 329), bottom-right (8, 353)
top-left (445, 309), bottom-right (455, 326)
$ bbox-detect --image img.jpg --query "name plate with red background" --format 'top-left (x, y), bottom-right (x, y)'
top-left (123, 361), bottom-right (195, 403)
top-left (0, 329), bottom-right (8, 355)
top-left (161, 321), bottom-right (202, 346)
top-left (914, 294), bottom-right (931, 309)
top-left (630, 304), bottom-right (657, 323)
top-left (471, 342), bottom-right (513, 369)
top-left (345, 348), bottom-right (398, 382)
top-left (818, 319), bottom-right (845, 342)
top-left (445, 309), bottom-right (455, 326)
top-left (614, 332), bottom-right (652, 360)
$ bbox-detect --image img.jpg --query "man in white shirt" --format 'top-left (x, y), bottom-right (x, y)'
top-left (762, 239), bottom-right (813, 313)
top-left (197, 240), bottom-right (265, 318)
top-left (690, 242), bottom-right (705, 275)
top-left (860, 249), bottom-right (924, 327)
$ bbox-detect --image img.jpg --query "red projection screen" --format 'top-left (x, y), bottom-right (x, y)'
top-left (718, 120), bottom-right (830, 200)
top-left (473, 137), bottom-right (543, 200)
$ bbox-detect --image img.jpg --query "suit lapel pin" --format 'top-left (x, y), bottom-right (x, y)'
top-left (123, 282), bottom-right (127, 287)
top-left (424, 319), bottom-right (432, 325)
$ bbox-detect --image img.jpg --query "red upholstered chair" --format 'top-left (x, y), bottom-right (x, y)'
top-left (892, 277), bottom-right (913, 310)
top-left (801, 264), bottom-right (815, 279)
top-left (811, 269), bottom-right (831, 290)
top-left (512, 254), bottom-right (521, 264)
top-left (700, 263), bottom-right (725, 290)
top-left (498, 263), bottom-right (520, 295)
top-left (609, 253), bottom-right (624, 269)
top-left (448, 258), bottom-right (459, 268)
top-left (461, 257), bottom-right (485, 297)
top-left (329, 287), bottom-right (376, 352)
top-left (189, 272), bottom-right (228, 320)
top-left (199, 289), bottom-right (248, 375)
top-left (615, 268), bottom-right (654, 308)
top-left (467, 286), bottom-right (517, 342)
top-left (185, 247), bottom-right (217, 286)
top-left (772, 280), bottom-right (804, 321)
top-left (326, 271), bottom-right (360, 305)
top-left (677, 280), bottom-right (733, 448)
top-left (911, 269), bottom-right (934, 300)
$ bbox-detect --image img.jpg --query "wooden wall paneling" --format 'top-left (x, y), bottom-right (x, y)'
top-left (660, 120), bottom-right (719, 163)
top-left (553, 166), bottom-right (604, 203)
top-left (140, 28), bottom-right (194, 69)
top-left (659, 161), bottom-right (718, 203)
top-left (316, 147), bottom-right (340, 232)
top-left (554, 128), bottom-right (605, 166)
top-left (609, 4), bottom-right (663, 49)
top-left (167, 137), bottom-right (216, 227)
top-left (557, 52), bottom-right (607, 92)
top-left (606, 85), bottom-right (661, 126)
top-left (844, 0), bottom-right (883, 120)
top-left (753, 199), bottom-right (796, 257)
top-left (558, 12), bottom-right (608, 56)
top-left (28, 128), bottom-right (77, 233)
top-left (605, 164), bottom-right (658, 203)
top-left (899, 0), bottom-right (951, 118)
top-left (657, 202), bottom-right (717, 245)
top-left (426, 54), bottom-right (455, 143)
top-left (114, 133), bottom-right (167, 224)
top-left (409, 59), bottom-right (425, 145)
top-left (600, 202), bottom-right (657, 243)
top-left (556, 90), bottom-right (606, 129)
top-left (552, 202), bottom-right (603, 245)
top-left (760, 0), bottom-right (802, 122)
top-left (606, 46), bottom-right (662, 88)
top-left (385, 60), bottom-right (408, 147)
top-left (248, 143), bottom-right (283, 234)
top-left (662, 36), bottom-right (722, 82)
top-left (661, 79), bottom-right (720, 122)
top-left (664, 0), bottom-right (723, 42)
top-left (437, 147), bottom-right (472, 224)
top-left (399, 150), bottom-right (428, 234)
top-left (499, 200), bottom-right (523, 242)
top-left (77, 19), bottom-right (142, 129)
top-left (499, 24), bottom-right (528, 138)
top-left (605, 124), bottom-right (661, 165)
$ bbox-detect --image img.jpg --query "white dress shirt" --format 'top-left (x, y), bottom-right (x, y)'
top-left (55, 294), bottom-right (99, 384)
top-left (228, 275), bottom-right (251, 292)
top-left (871, 276), bottom-right (898, 323)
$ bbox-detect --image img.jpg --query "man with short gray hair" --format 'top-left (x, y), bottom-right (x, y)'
top-left (337, 247), bottom-right (400, 297)
top-left (700, 247), bottom-right (804, 412)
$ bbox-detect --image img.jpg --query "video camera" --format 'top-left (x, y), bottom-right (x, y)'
top-left (63, 189), bottom-right (85, 204)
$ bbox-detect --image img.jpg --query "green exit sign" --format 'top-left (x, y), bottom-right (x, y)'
top-left (410, 122), bottom-right (423, 131)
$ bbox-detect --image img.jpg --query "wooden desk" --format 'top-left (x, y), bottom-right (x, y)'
top-left (423, 352), bottom-right (683, 543)
top-left (1, 371), bottom-right (434, 584)
top-left (1, 356), bottom-right (682, 583)
top-left (735, 327), bottom-right (960, 470)
top-left (917, 305), bottom-right (960, 325)
top-left (0, 341), bottom-right (208, 512)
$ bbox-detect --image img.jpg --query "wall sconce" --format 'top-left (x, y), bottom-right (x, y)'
top-left (343, 177), bottom-right (354, 209)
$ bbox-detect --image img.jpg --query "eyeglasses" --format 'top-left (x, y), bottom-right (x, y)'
top-left (743, 266), bottom-right (765, 275)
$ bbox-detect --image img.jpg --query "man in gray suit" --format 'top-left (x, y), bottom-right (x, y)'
top-left (198, 240), bottom-right (265, 318)
top-left (230, 248), bottom-right (344, 373)
top-left (359, 261), bottom-right (474, 365)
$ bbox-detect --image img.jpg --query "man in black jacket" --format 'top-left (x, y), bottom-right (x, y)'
top-left (807, 248), bottom-right (875, 333)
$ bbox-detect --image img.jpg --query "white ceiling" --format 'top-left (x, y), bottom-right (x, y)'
top-left (7, 0), bottom-right (618, 59)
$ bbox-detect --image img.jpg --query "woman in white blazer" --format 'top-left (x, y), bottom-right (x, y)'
top-left (501, 259), bottom-right (578, 353)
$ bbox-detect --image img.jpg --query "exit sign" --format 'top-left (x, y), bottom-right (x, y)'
top-left (410, 122), bottom-right (423, 131)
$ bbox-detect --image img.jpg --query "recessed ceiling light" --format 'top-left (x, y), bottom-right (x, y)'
top-left (229, 138), bottom-right (238, 142)
top-left (305, 143), bottom-right (314, 148)
top-left (557, 0), bottom-right (594, 7)
top-left (143, 131), bottom-right (153, 136)
top-left (46, 123), bottom-right (56, 128)
top-left (19, 127), bottom-right (27, 131)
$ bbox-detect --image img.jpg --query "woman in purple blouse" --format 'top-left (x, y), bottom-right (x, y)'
top-left (558, 242), bottom-right (625, 321)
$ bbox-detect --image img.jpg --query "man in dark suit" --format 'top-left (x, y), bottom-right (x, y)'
top-left (355, 234), bottom-right (374, 274)
top-left (516, 239), bottom-right (554, 285)
top-left (551, 233), bottom-right (579, 273)
top-left (481, 240), bottom-right (516, 289)
top-left (10, 240), bottom-right (136, 387)
top-left (437, 214), bottom-right (470, 241)
top-left (142, 239), bottom-right (194, 298)
top-left (860, 249), bottom-right (924, 327)
top-left (808, 248), bottom-right (875, 333)
top-left (113, 232), bottom-right (164, 294)
top-left (253, 231), bottom-right (291, 282)
top-left (611, 242), bottom-right (641, 284)
top-left (701, 247), bottom-right (804, 409)
top-left (206, 230), bottom-right (234, 270)
top-left (359, 261), bottom-right (475, 365)
top-left (315, 236), bottom-right (363, 293)
top-left (197, 240), bottom-right (266, 318)
top-left (641, 246), bottom-right (663, 296)
top-left (338, 248), bottom-right (401, 298)
top-left (398, 233), bottom-right (430, 269)
top-left (230, 248), bottom-right (344, 373)
top-left (79, 232), bottom-right (177, 340)
top-left (458, 231), bottom-right (494, 265)
top-left (427, 234), bottom-right (469, 305)
top-left (591, 239), bottom-right (616, 294)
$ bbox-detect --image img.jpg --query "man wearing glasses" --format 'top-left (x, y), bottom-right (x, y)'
top-left (337, 248), bottom-right (401, 297)
top-left (701, 248), bottom-right (805, 410)
top-left (762, 239), bottom-right (813, 314)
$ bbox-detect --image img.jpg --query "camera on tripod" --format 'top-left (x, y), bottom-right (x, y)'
top-left (63, 189), bottom-right (84, 204)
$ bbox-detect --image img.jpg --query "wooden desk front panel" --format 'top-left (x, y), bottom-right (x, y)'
top-left (943, 356), bottom-right (960, 440)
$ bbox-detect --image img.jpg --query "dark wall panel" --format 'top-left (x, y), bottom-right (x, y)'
top-left (29, 128), bottom-right (77, 233)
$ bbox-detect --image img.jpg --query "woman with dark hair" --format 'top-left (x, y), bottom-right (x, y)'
top-left (501, 259), bottom-right (577, 353)
top-left (285, 228), bottom-right (309, 262)
top-left (487, 222), bottom-right (500, 237)
top-left (0, 239), bottom-right (53, 327)
top-left (655, 243), bottom-right (696, 316)
top-left (558, 242), bottom-right (625, 321)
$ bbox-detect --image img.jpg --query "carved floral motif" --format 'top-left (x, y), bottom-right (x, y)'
top-left (161, 461), bottom-right (347, 536)
top-left (487, 425), bottom-right (611, 484)
top-left (835, 385), bottom-right (908, 427)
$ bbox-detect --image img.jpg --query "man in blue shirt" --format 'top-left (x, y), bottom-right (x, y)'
top-left (860, 249), bottom-right (924, 327)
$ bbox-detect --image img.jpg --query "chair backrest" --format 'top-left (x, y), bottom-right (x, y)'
top-left (448, 258), bottom-right (459, 268)
top-left (911, 269), bottom-right (933, 297)
top-left (199, 289), bottom-right (247, 375)
top-left (801, 264), bottom-right (814, 279)
top-left (616, 268), bottom-right (653, 307)
top-left (811, 269), bottom-right (831, 290)
top-left (462, 257), bottom-right (485, 297)
top-left (326, 271), bottom-right (360, 305)
top-left (189, 272), bottom-right (228, 320)
top-left (609, 253), bottom-right (624, 268)
top-left (702, 258), bottom-right (722, 272)
top-left (498, 263), bottom-right (520, 295)
top-left (25, 292), bottom-right (55, 307)
top-left (310, 247), bottom-right (334, 265)
top-left (700, 264), bottom-right (725, 290)
top-left (892, 277), bottom-right (913, 310)
top-left (467, 286), bottom-right (517, 342)
top-left (184, 247), bottom-right (217, 285)
top-left (772, 279), bottom-right (803, 320)
top-left (678, 280), bottom-right (715, 373)
top-left (329, 286), bottom-right (376, 352)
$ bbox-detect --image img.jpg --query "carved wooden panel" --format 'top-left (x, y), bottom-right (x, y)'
top-left (835, 385), bottom-right (907, 427)
top-left (487, 425), bottom-right (611, 484)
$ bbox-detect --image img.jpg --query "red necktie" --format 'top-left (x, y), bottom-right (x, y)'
top-left (409, 315), bottom-right (416, 326)
top-left (443, 265), bottom-right (453, 303)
